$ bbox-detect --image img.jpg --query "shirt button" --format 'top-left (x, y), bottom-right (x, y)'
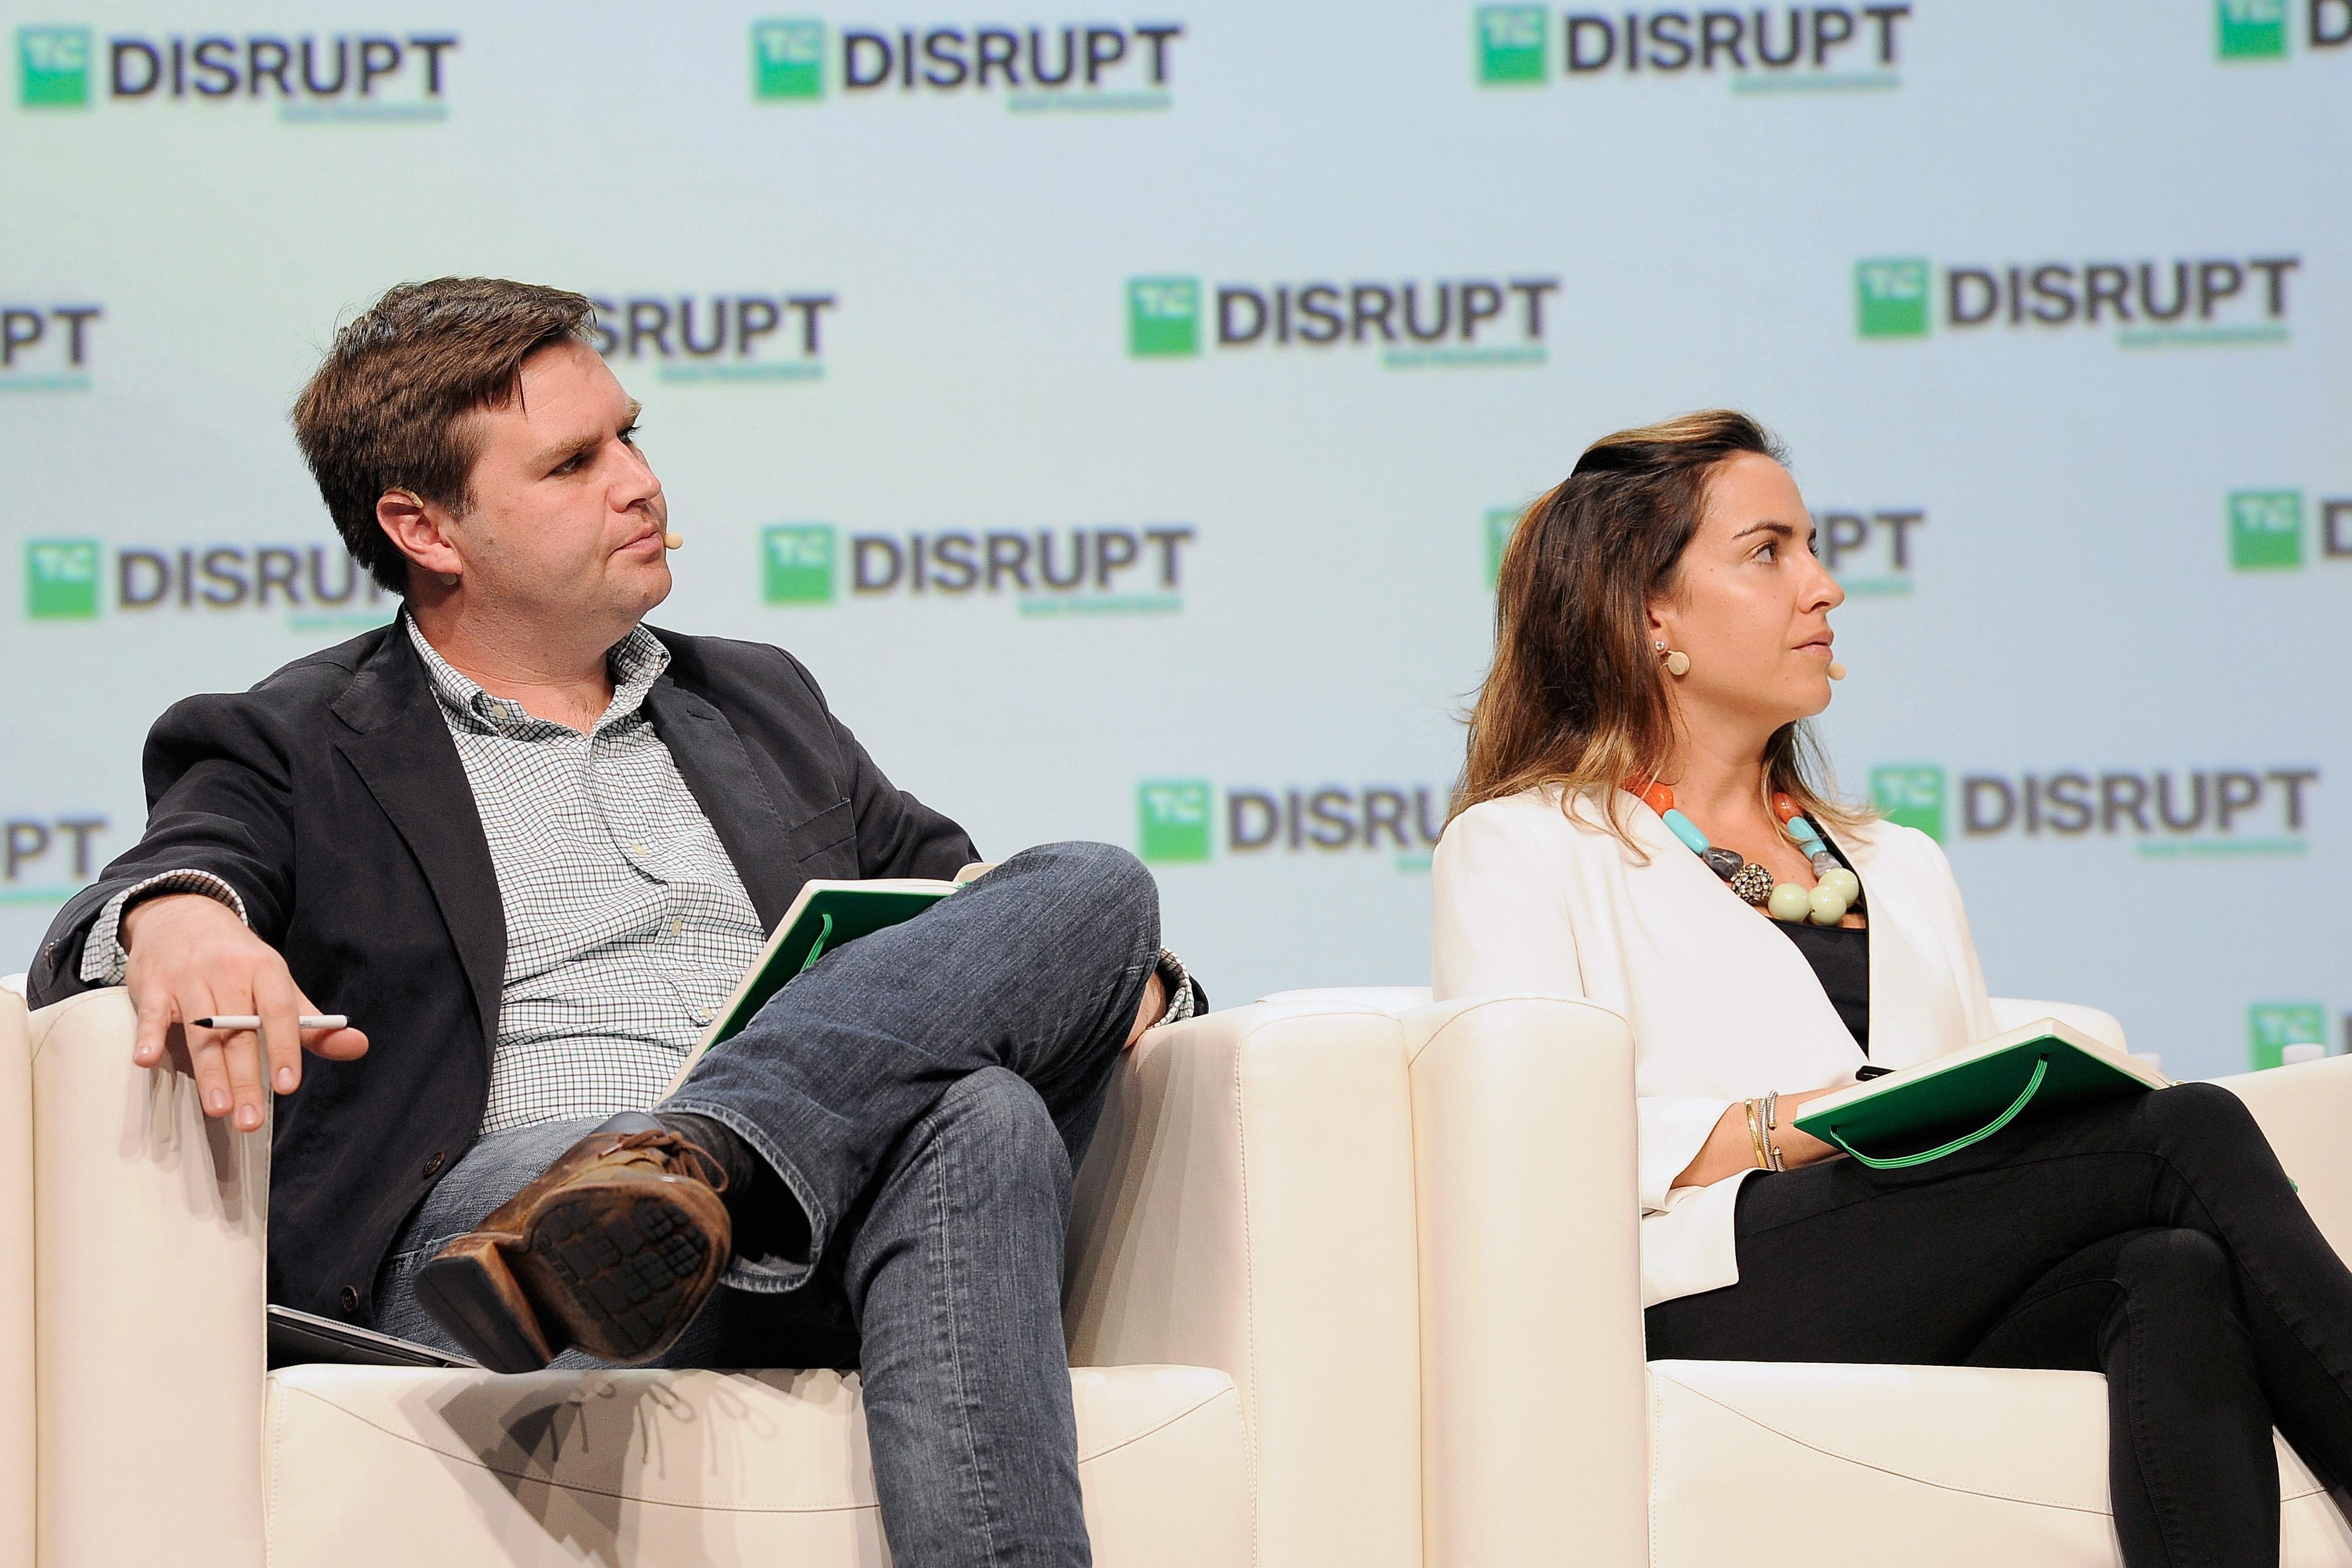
top-left (631, 843), bottom-right (650, 858)
top-left (423, 1151), bottom-right (446, 1177)
top-left (669, 918), bottom-right (684, 937)
top-left (340, 1284), bottom-right (361, 1316)
top-left (690, 1008), bottom-right (713, 1025)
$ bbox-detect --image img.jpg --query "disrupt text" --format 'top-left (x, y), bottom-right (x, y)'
top-left (1962, 769), bottom-right (2318, 837)
top-left (851, 528), bottom-right (1193, 594)
top-left (1214, 278), bottom-right (1559, 347)
top-left (840, 23), bottom-right (1182, 89)
top-left (587, 295), bottom-right (836, 360)
top-left (1564, 5), bottom-right (1911, 71)
top-left (101, 34), bottom-right (456, 98)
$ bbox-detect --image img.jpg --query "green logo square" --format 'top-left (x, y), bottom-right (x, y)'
top-left (1870, 764), bottom-right (1946, 842)
top-left (18, 25), bottom-right (91, 107)
top-left (1855, 258), bottom-right (1930, 339)
top-left (761, 525), bottom-right (835, 604)
top-left (1127, 277), bottom-right (1200, 358)
top-left (2217, 0), bottom-right (2288, 59)
top-left (2228, 489), bottom-right (2303, 569)
top-left (1476, 6), bottom-right (1547, 85)
top-left (1484, 507), bottom-right (1518, 588)
top-left (752, 19), bottom-right (825, 100)
top-left (1137, 779), bottom-right (1212, 863)
top-left (25, 538), bottom-right (100, 619)
top-left (2249, 1002), bottom-right (2325, 1070)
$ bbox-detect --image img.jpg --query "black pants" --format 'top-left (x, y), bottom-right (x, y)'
top-left (1645, 1083), bottom-right (2352, 1567)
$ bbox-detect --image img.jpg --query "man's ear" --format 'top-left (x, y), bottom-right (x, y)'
top-left (376, 489), bottom-right (462, 583)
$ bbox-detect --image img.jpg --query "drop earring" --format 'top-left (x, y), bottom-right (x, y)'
top-left (1655, 639), bottom-right (1690, 677)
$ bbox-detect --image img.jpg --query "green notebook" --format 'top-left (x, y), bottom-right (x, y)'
top-left (1794, 1017), bottom-right (2169, 1170)
top-left (663, 869), bottom-right (988, 1090)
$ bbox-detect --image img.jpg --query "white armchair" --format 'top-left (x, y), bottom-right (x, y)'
top-left (2, 976), bottom-right (32, 1568)
top-left (1269, 985), bottom-right (2352, 1567)
top-left (25, 987), bottom-right (1429, 1568)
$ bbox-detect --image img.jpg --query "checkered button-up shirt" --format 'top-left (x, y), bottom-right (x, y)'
top-left (404, 616), bottom-right (769, 1135)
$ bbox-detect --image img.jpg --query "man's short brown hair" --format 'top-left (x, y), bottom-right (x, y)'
top-left (292, 277), bottom-right (596, 594)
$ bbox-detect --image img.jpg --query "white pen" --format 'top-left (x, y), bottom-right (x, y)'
top-left (189, 1014), bottom-right (348, 1031)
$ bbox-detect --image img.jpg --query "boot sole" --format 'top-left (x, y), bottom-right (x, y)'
top-left (519, 1187), bottom-right (728, 1365)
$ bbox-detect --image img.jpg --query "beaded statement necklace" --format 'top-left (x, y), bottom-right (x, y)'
top-left (1631, 783), bottom-right (1863, 926)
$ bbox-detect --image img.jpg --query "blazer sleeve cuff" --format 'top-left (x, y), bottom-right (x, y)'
top-left (77, 870), bottom-right (251, 986)
top-left (1640, 1094), bottom-right (1736, 1213)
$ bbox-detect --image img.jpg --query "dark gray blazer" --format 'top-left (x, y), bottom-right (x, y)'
top-left (29, 622), bottom-right (977, 1323)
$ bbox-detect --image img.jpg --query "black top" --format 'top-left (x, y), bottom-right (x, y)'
top-left (27, 622), bottom-right (978, 1325)
top-left (1777, 921), bottom-right (1870, 1052)
top-left (1773, 827), bottom-right (1869, 1052)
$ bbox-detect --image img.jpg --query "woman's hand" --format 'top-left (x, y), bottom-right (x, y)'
top-left (1672, 1084), bottom-right (1851, 1189)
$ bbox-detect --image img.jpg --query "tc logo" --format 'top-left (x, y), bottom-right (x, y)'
top-left (2218, 0), bottom-right (2289, 58)
top-left (17, 25), bottom-right (91, 107)
top-left (1855, 258), bottom-right (1930, 338)
top-left (753, 19), bottom-right (824, 99)
top-left (1871, 765), bottom-right (1946, 841)
top-left (1476, 6), bottom-right (1546, 83)
top-left (25, 540), bottom-right (100, 619)
top-left (762, 525), bottom-right (836, 603)
top-left (1127, 277), bottom-right (1199, 357)
top-left (1137, 780), bottom-right (1212, 863)
top-left (2249, 1002), bottom-right (2326, 1069)
top-left (2229, 489), bottom-right (2303, 569)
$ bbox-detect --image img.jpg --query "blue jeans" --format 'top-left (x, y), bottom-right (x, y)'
top-left (373, 841), bottom-right (1163, 1568)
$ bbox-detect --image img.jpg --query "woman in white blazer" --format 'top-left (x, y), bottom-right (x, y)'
top-left (1431, 410), bottom-right (2352, 1568)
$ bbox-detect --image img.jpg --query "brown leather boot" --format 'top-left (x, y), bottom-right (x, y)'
top-left (414, 1113), bottom-right (732, 1374)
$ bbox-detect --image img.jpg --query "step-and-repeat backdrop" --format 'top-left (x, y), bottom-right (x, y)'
top-left (5, 1), bottom-right (2347, 1078)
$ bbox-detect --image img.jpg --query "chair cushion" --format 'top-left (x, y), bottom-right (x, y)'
top-left (266, 1362), bottom-right (1247, 1567)
top-left (1649, 1360), bottom-right (2352, 1566)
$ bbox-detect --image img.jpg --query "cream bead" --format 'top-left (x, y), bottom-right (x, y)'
top-left (1767, 882), bottom-right (1812, 922)
top-left (1819, 867), bottom-right (1861, 903)
top-left (1807, 884), bottom-right (1851, 926)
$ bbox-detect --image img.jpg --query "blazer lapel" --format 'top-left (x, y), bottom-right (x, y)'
top-left (329, 625), bottom-right (507, 1047)
top-left (643, 679), bottom-right (797, 931)
top-left (1837, 821), bottom-right (1966, 1068)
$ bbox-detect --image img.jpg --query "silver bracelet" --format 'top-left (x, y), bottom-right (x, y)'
top-left (1761, 1089), bottom-right (1785, 1172)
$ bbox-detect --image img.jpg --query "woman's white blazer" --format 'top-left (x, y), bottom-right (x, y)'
top-left (1429, 786), bottom-right (2000, 1309)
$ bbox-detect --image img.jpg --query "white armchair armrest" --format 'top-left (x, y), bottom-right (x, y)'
top-left (1402, 993), bottom-right (1647, 1568)
top-left (2, 984), bottom-right (32, 1568)
top-left (1065, 999), bottom-right (1424, 1568)
top-left (31, 986), bottom-right (269, 1568)
top-left (2218, 1053), bottom-right (2352, 1263)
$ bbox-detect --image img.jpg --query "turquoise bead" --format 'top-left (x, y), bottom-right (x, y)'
top-left (1661, 809), bottom-right (1711, 855)
top-left (1785, 813), bottom-right (1823, 844)
top-left (1807, 884), bottom-right (1850, 925)
top-left (1767, 882), bottom-right (1812, 922)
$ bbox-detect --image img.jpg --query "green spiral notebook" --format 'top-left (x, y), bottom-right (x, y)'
top-left (663, 866), bottom-right (991, 1090)
top-left (1794, 1017), bottom-right (2170, 1170)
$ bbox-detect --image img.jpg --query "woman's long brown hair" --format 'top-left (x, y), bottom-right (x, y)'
top-left (1452, 408), bottom-right (1865, 847)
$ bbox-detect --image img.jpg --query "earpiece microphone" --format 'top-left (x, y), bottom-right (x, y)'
top-left (662, 531), bottom-right (683, 549)
top-left (1827, 661), bottom-right (1848, 681)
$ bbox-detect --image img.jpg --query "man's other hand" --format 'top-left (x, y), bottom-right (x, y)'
top-left (121, 892), bottom-right (370, 1131)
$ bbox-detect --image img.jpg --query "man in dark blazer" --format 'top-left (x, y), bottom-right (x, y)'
top-left (29, 277), bottom-right (1193, 1568)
